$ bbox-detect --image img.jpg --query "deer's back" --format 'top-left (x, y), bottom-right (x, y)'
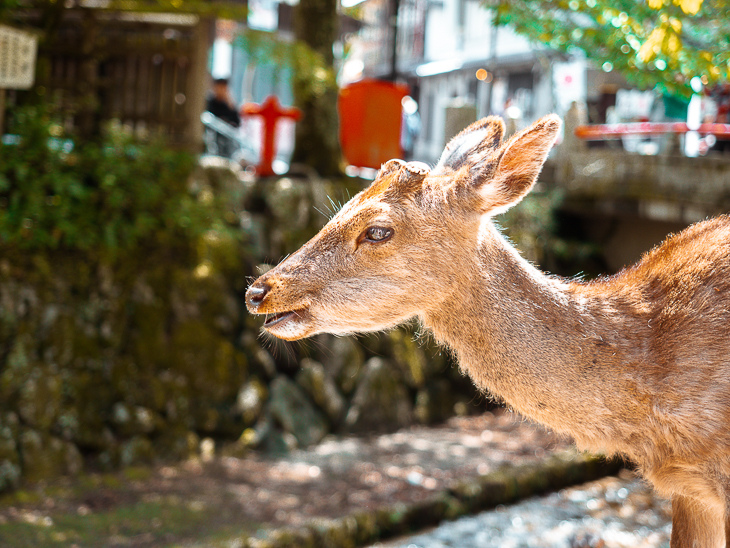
top-left (620, 214), bottom-right (730, 355)
top-left (578, 215), bottom-right (730, 350)
top-left (574, 216), bottom-right (730, 490)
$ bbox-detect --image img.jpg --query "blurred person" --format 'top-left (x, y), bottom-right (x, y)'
top-left (206, 78), bottom-right (240, 127)
top-left (206, 78), bottom-right (240, 158)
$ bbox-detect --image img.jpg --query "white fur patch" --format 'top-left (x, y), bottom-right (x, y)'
top-left (434, 128), bottom-right (489, 172)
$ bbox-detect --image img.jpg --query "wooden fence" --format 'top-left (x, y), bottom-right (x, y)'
top-left (33, 11), bottom-right (210, 147)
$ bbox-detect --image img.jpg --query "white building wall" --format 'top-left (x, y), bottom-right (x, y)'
top-left (490, 25), bottom-right (537, 58)
top-left (407, 0), bottom-right (588, 163)
top-left (423, 3), bottom-right (536, 65)
top-left (423, 4), bottom-right (456, 62)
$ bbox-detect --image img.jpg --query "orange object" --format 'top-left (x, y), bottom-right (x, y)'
top-left (338, 79), bottom-right (409, 169)
top-left (241, 96), bottom-right (302, 177)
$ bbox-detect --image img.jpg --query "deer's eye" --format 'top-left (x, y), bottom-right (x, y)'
top-left (363, 226), bottom-right (393, 243)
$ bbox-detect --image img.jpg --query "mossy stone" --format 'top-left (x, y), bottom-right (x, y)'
top-left (0, 417), bottom-right (20, 491)
top-left (17, 372), bottom-right (62, 430)
top-left (269, 376), bottom-right (328, 447)
top-left (415, 379), bottom-right (458, 425)
top-left (119, 436), bottom-right (154, 466)
top-left (316, 335), bottom-right (365, 395)
top-left (296, 359), bottom-right (345, 427)
top-left (388, 329), bottom-right (430, 389)
top-left (344, 358), bottom-right (413, 434)
top-left (19, 430), bottom-right (82, 483)
top-left (111, 403), bottom-right (165, 437)
top-left (235, 377), bottom-right (268, 427)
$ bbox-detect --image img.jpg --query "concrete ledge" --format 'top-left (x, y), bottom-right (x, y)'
top-left (242, 450), bottom-right (623, 548)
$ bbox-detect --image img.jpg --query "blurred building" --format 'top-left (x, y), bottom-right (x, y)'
top-left (209, 0), bottom-right (648, 165)
top-left (342, 0), bottom-right (633, 163)
top-left (2, 5), bottom-right (246, 148)
top-left (209, 4), bottom-right (361, 169)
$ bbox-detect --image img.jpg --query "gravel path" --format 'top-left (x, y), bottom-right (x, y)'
top-left (238, 409), bottom-right (572, 530)
top-left (0, 410), bottom-right (672, 547)
top-left (372, 470), bottom-right (672, 548)
top-left (0, 409), bottom-right (574, 547)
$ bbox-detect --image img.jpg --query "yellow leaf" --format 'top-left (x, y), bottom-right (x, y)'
top-left (675, 0), bottom-right (703, 14)
top-left (638, 27), bottom-right (664, 62)
top-left (648, 0), bottom-right (665, 8)
top-left (664, 32), bottom-right (681, 56)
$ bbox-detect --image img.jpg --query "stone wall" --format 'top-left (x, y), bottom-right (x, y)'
top-left (0, 159), bottom-right (484, 491)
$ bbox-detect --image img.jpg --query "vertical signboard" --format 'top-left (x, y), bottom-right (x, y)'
top-left (0, 24), bottom-right (38, 134)
top-left (0, 24), bottom-right (38, 89)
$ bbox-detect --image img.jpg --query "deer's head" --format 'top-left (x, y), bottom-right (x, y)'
top-left (246, 115), bottom-right (561, 340)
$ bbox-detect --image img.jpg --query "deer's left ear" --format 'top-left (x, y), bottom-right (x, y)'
top-left (476, 114), bottom-right (561, 215)
top-left (434, 116), bottom-right (505, 173)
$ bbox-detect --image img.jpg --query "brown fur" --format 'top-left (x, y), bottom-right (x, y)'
top-left (246, 115), bottom-right (730, 546)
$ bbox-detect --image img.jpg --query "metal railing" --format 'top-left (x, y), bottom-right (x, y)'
top-left (575, 122), bottom-right (730, 140)
top-left (201, 111), bottom-right (257, 164)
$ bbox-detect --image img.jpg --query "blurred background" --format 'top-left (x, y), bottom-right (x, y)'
top-left (0, 0), bottom-right (728, 545)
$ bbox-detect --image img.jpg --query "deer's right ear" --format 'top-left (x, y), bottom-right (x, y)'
top-left (476, 114), bottom-right (561, 215)
top-left (442, 114), bottom-right (560, 215)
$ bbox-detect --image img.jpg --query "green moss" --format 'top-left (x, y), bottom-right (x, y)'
top-left (118, 436), bottom-right (154, 467)
top-left (387, 329), bottom-right (431, 388)
top-left (17, 430), bottom-right (81, 484)
top-left (17, 373), bottom-right (62, 430)
top-left (171, 320), bottom-right (247, 401)
top-left (0, 497), bottom-right (220, 547)
top-left (0, 426), bottom-right (21, 492)
top-left (122, 466), bottom-right (152, 482)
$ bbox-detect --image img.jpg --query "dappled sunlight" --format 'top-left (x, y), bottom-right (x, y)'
top-left (380, 470), bottom-right (672, 548)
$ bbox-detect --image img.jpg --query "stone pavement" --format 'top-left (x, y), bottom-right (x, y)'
top-left (371, 470), bottom-right (672, 548)
top-left (240, 411), bottom-right (625, 548)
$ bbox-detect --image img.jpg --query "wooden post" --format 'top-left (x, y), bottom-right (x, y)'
top-left (184, 16), bottom-right (213, 151)
top-left (388, 0), bottom-right (401, 82)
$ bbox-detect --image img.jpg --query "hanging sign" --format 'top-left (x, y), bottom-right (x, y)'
top-left (0, 25), bottom-right (38, 89)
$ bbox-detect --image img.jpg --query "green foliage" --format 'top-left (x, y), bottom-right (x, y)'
top-left (500, 188), bottom-right (563, 266)
top-left (2, 0), bottom-right (247, 21)
top-left (0, 107), bottom-right (226, 259)
top-left (104, 0), bottom-right (249, 18)
top-left (0, 1), bottom-right (21, 22)
top-left (236, 28), bottom-right (343, 176)
top-left (0, 497), bottom-right (224, 547)
top-left (235, 29), bottom-right (337, 103)
top-left (489, 0), bottom-right (730, 97)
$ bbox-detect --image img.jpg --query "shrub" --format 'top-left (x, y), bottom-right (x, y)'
top-left (0, 107), bottom-right (227, 260)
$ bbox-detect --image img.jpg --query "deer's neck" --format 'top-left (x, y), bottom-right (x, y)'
top-left (421, 227), bottom-right (650, 452)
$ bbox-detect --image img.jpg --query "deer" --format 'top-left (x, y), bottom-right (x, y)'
top-left (245, 114), bottom-right (730, 547)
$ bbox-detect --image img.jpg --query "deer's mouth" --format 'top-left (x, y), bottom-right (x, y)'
top-left (262, 308), bottom-right (311, 339)
top-left (264, 310), bottom-right (299, 328)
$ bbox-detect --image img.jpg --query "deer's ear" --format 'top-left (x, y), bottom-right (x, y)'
top-left (434, 116), bottom-right (505, 173)
top-left (475, 114), bottom-right (561, 215)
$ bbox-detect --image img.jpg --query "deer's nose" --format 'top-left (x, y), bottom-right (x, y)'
top-left (246, 282), bottom-right (270, 310)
